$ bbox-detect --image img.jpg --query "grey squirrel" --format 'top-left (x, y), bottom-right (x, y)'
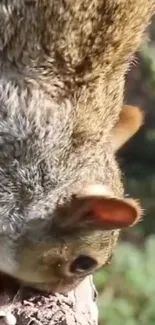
top-left (0, 0), bottom-right (153, 293)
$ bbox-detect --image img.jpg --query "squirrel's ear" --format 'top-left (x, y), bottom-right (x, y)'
top-left (112, 105), bottom-right (144, 152)
top-left (74, 185), bottom-right (143, 230)
top-left (80, 196), bottom-right (142, 229)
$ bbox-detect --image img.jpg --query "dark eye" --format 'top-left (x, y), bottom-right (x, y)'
top-left (70, 255), bottom-right (97, 273)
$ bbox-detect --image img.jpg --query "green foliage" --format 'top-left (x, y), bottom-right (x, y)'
top-left (122, 163), bottom-right (155, 236)
top-left (94, 236), bottom-right (155, 325)
top-left (140, 42), bottom-right (155, 90)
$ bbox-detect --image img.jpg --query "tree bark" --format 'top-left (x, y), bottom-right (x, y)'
top-left (0, 276), bottom-right (98, 325)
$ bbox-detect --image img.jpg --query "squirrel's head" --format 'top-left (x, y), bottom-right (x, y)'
top-left (8, 184), bottom-right (142, 294)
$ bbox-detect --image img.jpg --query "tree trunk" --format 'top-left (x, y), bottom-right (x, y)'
top-left (0, 276), bottom-right (98, 325)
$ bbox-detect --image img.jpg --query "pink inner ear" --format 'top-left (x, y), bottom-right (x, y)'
top-left (91, 198), bottom-right (139, 228)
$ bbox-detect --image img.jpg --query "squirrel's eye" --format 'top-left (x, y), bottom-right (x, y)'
top-left (70, 255), bottom-right (97, 273)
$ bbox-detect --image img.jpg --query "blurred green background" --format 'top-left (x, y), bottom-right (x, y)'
top-left (94, 15), bottom-right (155, 325)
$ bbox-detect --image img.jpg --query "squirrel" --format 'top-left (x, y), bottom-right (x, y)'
top-left (0, 0), bottom-right (153, 294)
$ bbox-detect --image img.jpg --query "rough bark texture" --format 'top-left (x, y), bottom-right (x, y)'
top-left (0, 276), bottom-right (98, 325)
